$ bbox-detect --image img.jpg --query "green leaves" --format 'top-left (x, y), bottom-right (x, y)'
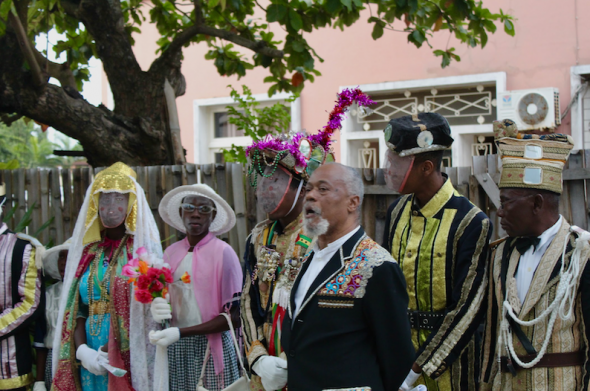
top-left (341, 0), bottom-right (352, 12)
top-left (0, 0), bottom-right (13, 21)
top-left (504, 19), bottom-right (514, 35)
top-left (221, 85), bottom-right (297, 164)
top-left (408, 29), bottom-right (426, 47)
top-left (11, 0), bottom-right (516, 108)
top-left (267, 4), bottom-right (288, 22)
top-left (289, 9), bottom-right (303, 30)
top-left (0, 159), bottom-right (19, 170)
top-left (434, 48), bottom-right (460, 68)
top-left (372, 21), bottom-right (384, 40)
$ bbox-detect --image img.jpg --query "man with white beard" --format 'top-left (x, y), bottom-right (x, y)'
top-left (281, 163), bottom-right (415, 391)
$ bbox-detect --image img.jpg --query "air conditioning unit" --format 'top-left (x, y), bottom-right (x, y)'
top-left (497, 87), bottom-right (561, 131)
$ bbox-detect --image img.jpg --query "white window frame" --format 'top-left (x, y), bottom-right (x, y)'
top-left (339, 72), bottom-right (507, 168)
top-left (570, 65), bottom-right (590, 150)
top-left (193, 92), bottom-right (301, 164)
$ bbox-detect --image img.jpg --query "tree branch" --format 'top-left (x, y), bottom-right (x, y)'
top-left (152, 23), bottom-right (283, 74)
top-left (0, 113), bottom-right (23, 126)
top-left (32, 48), bottom-right (77, 89)
top-left (76, 0), bottom-right (144, 114)
top-left (7, 11), bottom-right (45, 88)
top-left (60, 0), bottom-right (81, 19)
top-left (193, 0), bottom-right (204, 25)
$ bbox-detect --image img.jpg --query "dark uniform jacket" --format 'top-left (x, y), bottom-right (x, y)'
top-left (281, 227), bottom-right (415, 391)
top-left (480, 220), bottom-right (590, 391)
top-left (382, 179), bottom-right (492, 391)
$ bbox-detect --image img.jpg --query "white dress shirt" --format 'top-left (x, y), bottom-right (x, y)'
top-left (515, 216), bottom-right (562, 304)
top-left (293, 226), bottom-right (360, 318)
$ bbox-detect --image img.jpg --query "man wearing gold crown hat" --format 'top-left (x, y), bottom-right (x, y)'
top-left (51, 162), bottom-right (165, 391)
top-left (480, 120), bottom-right (590, 391)
top-left (240, 88), bottom-right (373, 391)
top-left (0, 175), bottom-right (46, 391)
top-left (381, 113), bottom-right (492, 391)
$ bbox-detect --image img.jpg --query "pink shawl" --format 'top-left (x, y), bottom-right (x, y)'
top-left (164, 233), bottom-right (242, 374)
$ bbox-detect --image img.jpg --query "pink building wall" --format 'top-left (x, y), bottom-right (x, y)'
top-left (121, 0), bottom-right (590, 163)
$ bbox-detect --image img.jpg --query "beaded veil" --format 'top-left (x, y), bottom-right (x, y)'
top-left (52, 162), bottom-right (165, 391)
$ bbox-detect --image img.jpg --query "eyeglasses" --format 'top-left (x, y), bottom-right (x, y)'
top-left (180, 204), bottom-right (216, 214)
top-left (499, 194), bottom-right (535, 210)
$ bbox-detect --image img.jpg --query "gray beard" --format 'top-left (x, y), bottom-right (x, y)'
top-left (303, 215), bottom-right (329, 237)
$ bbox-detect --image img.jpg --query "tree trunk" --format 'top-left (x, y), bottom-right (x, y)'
top-left (0, 0), bottom-right (187, 167)
top-left (0, 35), bottom-right (182, 167)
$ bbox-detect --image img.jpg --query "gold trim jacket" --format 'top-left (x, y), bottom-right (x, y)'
top-left (480, 220), bottom-right (590, 391)
top-left (382, 179), bottom-right (492, 391)
top-left (240, 215), bottom-right (308, 367)
top-left (282, 228), bottom-right (415, 391)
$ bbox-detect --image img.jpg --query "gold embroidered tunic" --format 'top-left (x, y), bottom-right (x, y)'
top-left (480, 220), bottom-right (590, 391)
top-left (383, 179), bottom-right (492, 391)
top-left (240, 214), bottom-right (312, 389)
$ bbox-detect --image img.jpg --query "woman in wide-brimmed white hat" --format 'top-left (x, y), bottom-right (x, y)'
top-left (148, 184), bottom-right (243, 391)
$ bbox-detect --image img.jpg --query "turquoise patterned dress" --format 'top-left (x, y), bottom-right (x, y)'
top-left (78, 256), bottom-right (111, 391)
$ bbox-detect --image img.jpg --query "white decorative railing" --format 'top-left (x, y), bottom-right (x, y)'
top-left (356, 97), bottom-right (418, 123)
top-left (353, 86), bottom-right (497, 130)
top-left (425, 91), bottom-right (492, 118)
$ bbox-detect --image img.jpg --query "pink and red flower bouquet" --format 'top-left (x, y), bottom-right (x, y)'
top-left (122, 247), bottom-right (190, 304)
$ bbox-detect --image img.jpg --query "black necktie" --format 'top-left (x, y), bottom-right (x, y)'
top-left (515, 236), bottom-right (541, 254)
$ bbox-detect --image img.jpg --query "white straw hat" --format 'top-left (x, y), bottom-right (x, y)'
top-left (158, 184), bottom-right (236, 235)
top-left (43, 238), bottom-right (72, 280)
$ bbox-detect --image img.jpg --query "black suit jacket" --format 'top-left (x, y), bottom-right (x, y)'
top-left (281, 227), bottom-right (415, 391)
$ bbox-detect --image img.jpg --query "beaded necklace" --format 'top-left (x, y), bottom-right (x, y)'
top-left (87, 235), bottom-right (129, 336)
top-left (247, 149), bottom-right (285, 188)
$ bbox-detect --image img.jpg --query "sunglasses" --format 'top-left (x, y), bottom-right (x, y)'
top-left (180, 204), bottom-right (216, 214)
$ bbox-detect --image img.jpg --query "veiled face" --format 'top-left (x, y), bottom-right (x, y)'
top-left (256, 166), bottom-right (293, 215)
top-left (383, 149), bottom-right (415, 194)
top-left (99, 192), bottom-right (129, 228)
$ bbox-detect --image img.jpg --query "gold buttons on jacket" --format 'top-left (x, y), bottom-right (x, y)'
top-left (412, 210), bottom-right (419, 216)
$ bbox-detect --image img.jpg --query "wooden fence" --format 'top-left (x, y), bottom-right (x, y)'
top-left (1, 152), bottom-right (588, 255)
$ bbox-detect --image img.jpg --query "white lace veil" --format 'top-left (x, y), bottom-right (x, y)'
top-left (52, 171), bottom-right (166, 391)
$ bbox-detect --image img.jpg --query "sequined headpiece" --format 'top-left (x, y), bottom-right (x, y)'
top-left (246, 88), bottom-right (374, 187)
top-left (495, 119), bottom-right (574, 194)
top-left (83, 162), bottom-right (139, 244)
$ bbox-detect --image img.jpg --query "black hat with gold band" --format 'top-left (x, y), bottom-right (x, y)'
top-left (383, 112), bottom-right (454, 156)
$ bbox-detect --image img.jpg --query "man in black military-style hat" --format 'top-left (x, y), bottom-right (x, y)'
top-left (381, 112), bottom-right (492, 391)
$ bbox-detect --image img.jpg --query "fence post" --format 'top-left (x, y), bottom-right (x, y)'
top-left (185, 164), bottom-right (198, 185)
top-left (50, 168), bottom-right (65, 245)
top-left (39, 169), bottom-right (50, 244)
top-left (230, 163), bottom-right (247, 261)
top-left (16, 169), bottom-right (26, 225)
top-left (566, 151), bottom-right (588, 230)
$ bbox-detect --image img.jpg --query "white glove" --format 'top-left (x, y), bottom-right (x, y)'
top-left (252, 355), bottom-right (288, 391)
top-left (148, 327), bottom-right (180, 347)
top-left (399, 369), bottom-right (421, 391)
top-left (150, 297), bottom-right (172, 322)
top-left (76, 344), bottom-right (108, 376)
top-left (33, 381), bottom-right (47, 391)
